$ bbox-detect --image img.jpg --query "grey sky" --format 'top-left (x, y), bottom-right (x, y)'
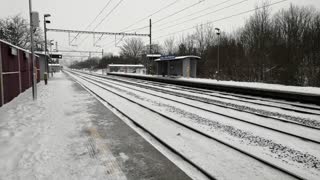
top-left (1, 0), bottom-right (320, 61)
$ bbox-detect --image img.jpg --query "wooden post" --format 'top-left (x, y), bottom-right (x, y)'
top-left (0, 42), bottom-right (4, 106)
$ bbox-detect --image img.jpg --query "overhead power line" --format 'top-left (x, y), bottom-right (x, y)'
top-left (153, 0), bottom-right (206, 24)
top-left (120, 0), bottom-right (180, 32)
top-left (70, 0), bottom-right (113, 44)
top-left (78, 0), bottom-right (125, 46)
top-left (122, 0), bottom-right (233, 32)
top-left (154, 0), bottom-right (235, 29)
top-left (95, 0), bottom-right (181, 48)
top-left (156, 0), bottom-right (249, 32)
top-left (92, 0), bottom-right (125, 31)
top-left (99, 0), bottom-right (206, 48)
top-left (154, 0), bottom-right (288, 40)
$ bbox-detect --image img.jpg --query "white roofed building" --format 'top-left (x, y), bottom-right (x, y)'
top-left (107, 64), bottom-right (146, 74)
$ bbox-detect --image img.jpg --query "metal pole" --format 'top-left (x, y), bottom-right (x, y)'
top-left (44, 16), bottom-right (49, 84)
top-left (217, 34), bottom-right (220, 79)
top-left (148, 19), bottom-right (152, 74)
top-left (149, 19), bottom-right (152, 54)
top-left (29, 0), bottom-right (37, 100)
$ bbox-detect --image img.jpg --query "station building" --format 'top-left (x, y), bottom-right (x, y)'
top-left (155, 55), bottom-right (200, 78)
top-left (49, 63), bottom-right (62, 73)
top-left (107, 64), bottom-right (146, 74)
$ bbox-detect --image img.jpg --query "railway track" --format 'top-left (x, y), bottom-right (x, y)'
top-left (67, 70), bottom-right (320, 180)
top-left (107, 72), bottom-right (320, 106)
top-left (78, 71), bottom-right (320, 130)
top-left (107, 74), bottom-right (320, 114)
top-left (117, 76), bottom-right (320, 114)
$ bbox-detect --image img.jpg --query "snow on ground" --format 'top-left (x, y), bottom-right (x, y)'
top-left (108, 72), bottom-right (320, 95)
top-left (0, 72), bottom-right (125, 179)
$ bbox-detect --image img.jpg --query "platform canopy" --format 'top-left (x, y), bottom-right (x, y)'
top-left (155, 55), bottom-right (201, 62)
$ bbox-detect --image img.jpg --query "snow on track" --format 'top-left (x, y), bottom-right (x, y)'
top-left (70, 70), bottom-right (320, 180)
top-left (82, 74), bottom-right (320, 143)
top-left (68, 71), bottom-right (298, 180)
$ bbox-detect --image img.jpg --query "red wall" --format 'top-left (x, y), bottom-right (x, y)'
top-left (1, 42), bottom-right (20, 104)
top-left (0, 41), bottom-right (39, 107)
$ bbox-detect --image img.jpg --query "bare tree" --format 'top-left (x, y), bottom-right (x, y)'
top-left (240, 1), bottom-right (273, 81)
top-left (119, 38), bottom-right (145, 59)
top-left (163, 37), bottom-right (176, 55)
top-left (0, 14), bottom-right (43, 50)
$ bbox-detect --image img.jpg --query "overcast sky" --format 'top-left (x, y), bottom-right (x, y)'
top-left (1, 0), bottom-right (320, 61)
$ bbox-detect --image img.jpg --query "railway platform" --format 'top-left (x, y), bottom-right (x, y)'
top-left (0, 72), bottom-right (191, 179)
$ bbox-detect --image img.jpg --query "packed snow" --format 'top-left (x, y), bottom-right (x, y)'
top-left (0, 72), bottom-right (126, 179)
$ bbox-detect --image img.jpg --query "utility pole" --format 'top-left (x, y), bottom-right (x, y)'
top-left (148, 19), bottom-right (152, 74)
top-left (28, 0), bottom-right (37, 100)
top-left (149, 19), bottom-right (152, 54)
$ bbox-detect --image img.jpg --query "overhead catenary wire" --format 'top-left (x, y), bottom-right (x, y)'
top-left (99, 0), bottom-right (207, 48)
top-left (155, 0), bottom-right (239, 29)
top-left (153, 0), bottom-right (207, 25)
top-left (156, 0), bottom-right (249, 32)
top-left (119, 0), bottom-right (181, 32)
top-left (70, 0), bottom-right (113, 44)
top-left (92, 0), bottom-right (125, 31)
top-left (121, 0), bottom-right (237, 33)
top-left (78, 0), bottom-right (125, 46)
top-left (96, 0), bottom-right (181, 49)
top-left (153, 0), bottom-right (288, 40)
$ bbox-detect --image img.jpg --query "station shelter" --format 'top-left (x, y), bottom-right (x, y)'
top-left (155, 55), bottom-right (200, 78)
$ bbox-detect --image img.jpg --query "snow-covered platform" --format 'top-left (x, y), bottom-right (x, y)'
top-left (0, 72), bottom-right (190, 179)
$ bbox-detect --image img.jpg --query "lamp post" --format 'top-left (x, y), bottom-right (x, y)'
top-left (215, 28), bottom-right (221, 80)
top-left (44, 14), bottom-right (50, 85)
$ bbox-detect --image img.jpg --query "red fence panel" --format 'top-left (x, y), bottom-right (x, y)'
top-left (20, 71), bottom-right (30, 92)
top-left (36, 56), bottom-right (40, 83)
top-left (19, 50), bottom-right (29, 71)
top-left (2, 73), bottom-right (20, 104)
top-left (1, 42), bottom-right (19, 72)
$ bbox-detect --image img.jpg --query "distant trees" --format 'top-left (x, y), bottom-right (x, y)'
top-left (69, 57), bottom-right (100, 69)
top-left (0, 14), bottom-right (44, 50)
